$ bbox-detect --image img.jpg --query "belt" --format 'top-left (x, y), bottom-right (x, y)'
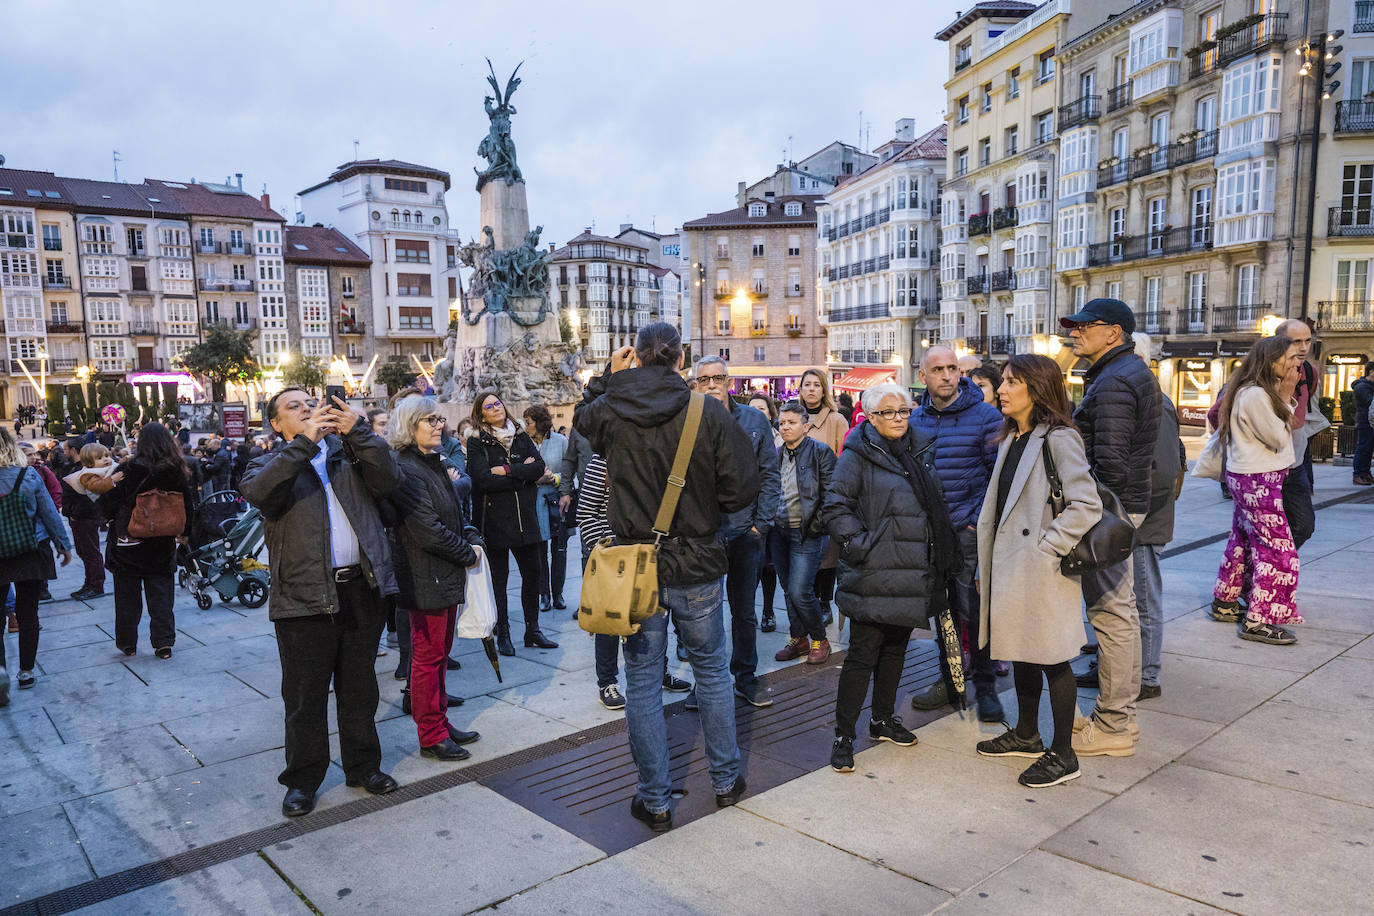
top-left (333, 565), bottom-right (364, 583)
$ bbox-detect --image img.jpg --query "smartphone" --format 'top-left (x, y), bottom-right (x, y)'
top-left (324, 385), bottom-right (347, 406)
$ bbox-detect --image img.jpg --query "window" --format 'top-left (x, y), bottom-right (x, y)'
top-left (788, 268), bottom-right (801, 296)
top-left (751, 237), bottom-right (765, 257)
top-left (232, 264), bottom-right (246, 281)
top-left (955, 40), bottom-right (972, 70)
top-left (1035, 112), bottom-right (1053, 144)
top-left (1148, 197), bottom-right (1167, 250)
top-left (1336, 259), bottom-right (1371, 301)
top-left (342, 275), bottom-right (355, 297)
top-left (1008, 66), bottom-right (1021, 99)
top-left (396, 272), bottom-right (431, 296)
top-left (895, 226), bottom-right (908, 259)
top-left (748, 202), bottom-right (766, 217)
top-left (1218, 159), bottom-right (1275, 219)
top-left (1150, 112), bottom-right (1170, 149)
top-left (716, 268), bottom-right (730, 295)
top-left (784, 201), bottom-right (802, 216)
top-left (1109, 207), bottom-right (1126, 244)
top-left (718, 348), bottom-right (730, 360)
top-left (1005, 126), bottom-right (1019, 156)
top-left (1037, 49), bottom-right (1056, 83)
top-left (384, 178), bottom-right (427, 193)
top-left (1112, 126), bottom-right (1130, 161)
top-left (753, 346), bottom-right (766, 361)
top-left (789, 345), bottom-right (801, 363)
top-left (1195, 94), bottom-right (1217, 132)
top-left (398, 306), bottom-right (433, 330)
top-left (125, 227), bottom-right (143, 255)
top-left (44, 259), bottom-right (65, 284)
top-left (1060, 129), bottom-right (1095, 175)
top-left (1340, 163), bottom-right (1374, 215)
top-left (1192, 186), bottom-right (1214, 243)
top-left (199, 227), bottom-right (214, 249)
top-left (394, 239), bottom-right (430, 263)
top-left (957, 96), bottom-right (969, 124)
top-left (979, 138), bottom-right (991, 167)
top-left (715, 236), bottom-right (729, 259)
top-left (1236, 263), bottom-right (1260, 307)
top-left (752, 268), bottom-right (766, 294)
top-left (1107, 280), bottom-right (1122, 300)
top-left (229, 229), bottom-right (244, 249)
top-left (981, 82), bottom-right (993, 113)
top-left (1144, 276), bottom-right (1162, 318)
top-left (205, 300), bottom-right (220, 324)
top-left (1073, 285), bottom-right (1086, 311)
top-left (234, 300), bottom-right (251, 326)
top-left (1186, 271), bottom-right (1207, 325)
top-left (42, 224), bottom-right (61, 251)
top-left (956, 149), bottom-right (969, 176)
top-left (1221, 55), bottom-right (1282, 149)
top-left (787, 234), bottom-right (800, 256)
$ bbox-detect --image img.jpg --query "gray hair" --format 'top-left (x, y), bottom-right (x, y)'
top-left (860, 382), bottom-right (911, 415)
top-left (694, 355), bottom-right (728, 377)
top-left (387, 395), bottom-right (439, 450)
top-left (1132, 332), bottom-right (1153, 362)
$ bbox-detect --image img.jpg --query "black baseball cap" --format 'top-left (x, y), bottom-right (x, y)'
top-left (1060, 297), bottom-right (1135, 333)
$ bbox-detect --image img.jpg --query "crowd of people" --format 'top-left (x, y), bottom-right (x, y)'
top-left (0, 301), bottom-right (1344, 834)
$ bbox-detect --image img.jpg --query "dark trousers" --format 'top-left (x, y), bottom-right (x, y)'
top-left (1355, 424), bottom-right (1373, 477)
top-left (70, 518), bottom-right (105, 591)
top-left (0, 579), bottom-right (42, 671)
top-left (723, 528), bottom-right (766, 688)
top-left (273, 578), bottom-right (386, 791)
top-left (394, 604), bottom-right (412, 682)
top-left (936, 527), bottom-right (996, 693)
top-left (113, 572), bottom-right (176, 651)
top-left (409, 606), bottom-right (457, 747)
top-left (538, 512), bottom-right (568, 604)
top-left (488, 542), bottom-right (543, 635)
top-left (835, 620), bottom-right (912, 739)
top-left (1282, 455), bottom-right (1315, 549)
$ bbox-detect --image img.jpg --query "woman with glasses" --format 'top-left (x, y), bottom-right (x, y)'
top-left (823, 383), bottom-right (962, 773)
top-left (387, 396), bottom-right (483, 760)
top-left (466, 390), bottom-right (558, 656)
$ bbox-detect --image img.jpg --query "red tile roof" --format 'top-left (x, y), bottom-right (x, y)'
top-left (145, 180), bottom-right (284, 222)
top-left (0, 168), bottom-right (76, 207)
top-left (60, 176), bottom-right (189, 219)
top-left (284, 225), bottom-right (370, 265)
top-left (682, 196), bottom-right (822, 230)
top-left (300, 159), bottom-right (452, 195)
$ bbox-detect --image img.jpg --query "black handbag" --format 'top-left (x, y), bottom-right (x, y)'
top-left (1040, 438), bottom-right (1136, 576)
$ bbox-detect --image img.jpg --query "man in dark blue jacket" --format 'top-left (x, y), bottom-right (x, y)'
top-left (909, 347), bottom-right (1005, 721)
top-left (695, 356), bottom-right (781, 707)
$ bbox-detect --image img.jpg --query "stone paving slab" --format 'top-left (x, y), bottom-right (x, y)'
top-left (940, 849), bottom-right (1229, 915)
top-left (490, 674), bottom-right (630, 731)
top-left (120, 633), bottom-right (282, 685)
top-left (265, 783), bottom-right (603, 914)
top-left (738, 742), bottom-right (1111, 895)
top-left (161, 696), bottom-right (286, 766)
top-left (1344, 634), bottom-right (1374, 660)
top-left (24, 622), bottom-right (112, 652)
top-left (1042, 763), bottom-right (1374, 916)
top-left (486, 806), bottom-right (953, 916)
top-left (1269, 655), bottom-right (1374, 712)
top-left (1162, 608), bottom-right (1367, 671)
top-left (0, 804), bottom-right (94, 905)
top-left (44, 670), bottom-right (267, 743)
top-left (1134, 651), bottom-right (1304, 724)
top-left (68, 853), bottom-right (311, 916)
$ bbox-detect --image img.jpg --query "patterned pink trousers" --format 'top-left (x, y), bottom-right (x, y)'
top-left (1213, 470), bottom-right (1303, 625)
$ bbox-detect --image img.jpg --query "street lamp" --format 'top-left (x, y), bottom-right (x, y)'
top-left (1297, 30), bottom-right (1344, 322)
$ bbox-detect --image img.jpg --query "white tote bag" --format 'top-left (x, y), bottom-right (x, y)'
top-left (456, 546), bottom-right (498, 639)
top-left (1192, 430), bottom-right (1224, 481)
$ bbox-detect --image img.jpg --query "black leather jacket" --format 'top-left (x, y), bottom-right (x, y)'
top-left (776, 435), bottom-right (836, 537)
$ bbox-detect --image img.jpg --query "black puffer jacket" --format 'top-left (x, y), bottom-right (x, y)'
top-left (777, 435), bottom-right (835, 537)
top-left (391, 447), bottom-right (483, 612)
top-left (822, 422), bottom-right (944, 628)
top-left (467, 426), bottom-right (545, 550)
top-left (573, 364), bottom-right (759, 586)
top-left (1074, 344), bottom-right (1162, 514)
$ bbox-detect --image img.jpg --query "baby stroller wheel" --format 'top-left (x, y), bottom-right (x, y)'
top-left (236, 577), bottom-right (268, 609)
top-left (195, 593), bottom-right (214, 610)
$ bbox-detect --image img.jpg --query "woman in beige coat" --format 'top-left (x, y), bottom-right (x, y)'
top-left (974, 354), bottom-right (1102, 789)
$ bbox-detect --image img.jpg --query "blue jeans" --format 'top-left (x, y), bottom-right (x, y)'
top-left (1134, 543), bottom-right (1164, 688)
top-left (1355, 424), bottom-right (1373, 477)
top-left (770, 527), bottom-right (825, 641)
top-left (723, 528), bottom-right (766, 688)
top-left (623, 579), bottom-right (738, 813)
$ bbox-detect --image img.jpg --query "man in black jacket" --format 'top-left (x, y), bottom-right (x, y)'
top-left (57, 440), bottom-right (106, 599)
top-left (241, 390), bottom-right (403, 817)
top-left (574, 323), bottom-right (759, 832)
top-left (1062, 299), bottom-right (1160, 759)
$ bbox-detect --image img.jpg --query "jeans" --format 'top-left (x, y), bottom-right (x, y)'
top-left (1281, 457), bottom-right (1315, 549)
top-left (939, 527), bottom-right (995, 694)
top-left (1134, 543), bottom-right (1164, 688)
top-left (273, 577), bottom-right (386, 791)
top-left (835, 620), bottom-right (912, 739)
top-left (70, 518), bottom-right (105, 592)
top-left (113, 572), bottom-right (176, 651)
top-left (623, 579), bottom-right (738, 813)
top-left (409, 605), bottom-right (457, 747)
top-left (1081, 513), bottom-right (1144, 738)
top-left (487, 542), bottom-right (543, 635)
top-left (770, 527), bottom-right (825, 641)
top-left (0, 579), bottom-right (42, 671)
top-left (1356, 423), bottom-right (1373, 477)
top-left (723, 528), bottom-right (766, 688)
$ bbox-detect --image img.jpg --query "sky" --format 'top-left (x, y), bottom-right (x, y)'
top-left (4, 0), bottom-right (964, 249)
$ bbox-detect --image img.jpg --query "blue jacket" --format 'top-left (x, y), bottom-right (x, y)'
top-left (0, 465), bottom-right (73, 550)
top-left (912, 379), bottom-right (1003, 530)
top-left (721, 397), bottom-right (781, 536)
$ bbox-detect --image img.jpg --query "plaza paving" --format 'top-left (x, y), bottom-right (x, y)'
top-left (0, 457), bottom-right (1370, 915)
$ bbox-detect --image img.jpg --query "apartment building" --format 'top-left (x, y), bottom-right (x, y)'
top-left (682, 193), bottom-right (825, 395)
top-left (1053, 0), bottom-right (1314, 423)
top-left (549, 230), bottom-right (652, 360)
top-left (282, 225), bottom-right (373, 373)
top-left (297, 160), bottom-right (460, 371)
top-left (938, 0), bottom-right (1096, 364)
top-left (615, 225), bottom-right (684, 330)
top-left (817, 120), bottom-right (947, 391)
top-left (1312, 0), bottom-right (1374, 406)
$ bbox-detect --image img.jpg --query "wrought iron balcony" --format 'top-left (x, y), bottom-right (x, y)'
top-left (966, 335), bottom-right (989, 354)
top-left (1358, 0), bottom-right (1374, 32)
top-left (1097, 160), bottom-right (1132, 188)
top-left (967, 273), bottom-right (988, 295)
top-left (1209, 303), bottom-right (1269, 335)
top-left (1329, 207), bottom-right (1374, 237)
top-left (215, 241), bottom-right (253, 256)
top-left (197, 278), bottom-right (256, 292)
top-left (988, 268), bottom-right (1016, 292)
top-left (1106, 83), bottom-right (1132, 112)
top-left (1216, 12), bottom-right (1287, 68)
top-left (968, 213), bottom-right (991, 237)
top-left (991, 207), bottom-right (1018, 230)
top-left (130, 321), bottom-right (159, 335)
top-left (51, 357), bottom-right (78, 371)
top-left (1134, 311), bottom-right (1173, 336)
top-left (43, 277), bottom-right (72, 290)
top-left (988, 336), bottom-right (1014, 355)
top-left (920, 297), bottom-right (941, 316)
top-left (1168, 129), bottom-right (1218, 167)
top-left (336, 320), bottom-right (367, 335)
top-left (1087, 225), bottom-right (1213, 266)
top-left (829, 302), bottom-right (892, 322)
top-left (1335, 100), bottom-right (1374, 134)
top-left (43, 239), bottom-right (62, 252)
top-left (46, 321), bottom-right (82, 334)
top-left (1316, 299), bottom-right (1374, 331)
top-left (1058, 95), bottom-right (1101, 131)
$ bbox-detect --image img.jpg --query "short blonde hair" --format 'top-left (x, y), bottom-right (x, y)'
top-left (0, 427), bottom-right (24, 468)
top-left (860, 383), bottom-right (911, 416)
top-left (387, 395), bottom-right (439, 450)
top-left (80, 443), bottom-right (110, 467)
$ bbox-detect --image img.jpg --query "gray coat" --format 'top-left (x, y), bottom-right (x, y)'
top-left (977, 425), bottom-right (1103, 664)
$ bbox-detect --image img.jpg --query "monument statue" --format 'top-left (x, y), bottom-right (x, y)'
top-left (474, 60), bottom-right (523, 191)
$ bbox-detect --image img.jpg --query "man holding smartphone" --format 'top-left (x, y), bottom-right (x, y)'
top-left (241, 391), bottom-right (404, 817)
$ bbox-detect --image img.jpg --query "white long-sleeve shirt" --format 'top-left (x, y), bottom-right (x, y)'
top-left (1225, 385), bottom-right (1295, 474)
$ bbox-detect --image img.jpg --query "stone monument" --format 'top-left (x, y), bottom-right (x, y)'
top-left (435, 60), bottom-right (583, 412)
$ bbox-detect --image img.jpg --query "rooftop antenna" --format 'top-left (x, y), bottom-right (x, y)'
top-left (787, 135), bottom-right (793, 165)
top-left (857, 111), bottom-right (862, 148)
top-left (865, 121), bottom-right (872, 152)
top-left (353, 139), bottom-right (360, 160)
top-left (112, 150), bottom-right (121, 182)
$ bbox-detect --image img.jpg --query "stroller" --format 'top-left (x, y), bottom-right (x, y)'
top-left (176, 489), bottom-right (269, 610)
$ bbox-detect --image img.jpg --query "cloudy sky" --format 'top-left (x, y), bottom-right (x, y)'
top-left (6, 0), bottom-right (963, 247)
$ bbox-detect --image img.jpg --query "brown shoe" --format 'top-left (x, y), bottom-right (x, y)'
top-left (806, 639), bottom-right (831, 665)
top-left (774, 636), bottom-right (809, 662)
top-left (6, 613), bottom-right (16, 633)
top-left (1353, 474), bottom-right (1374, 486)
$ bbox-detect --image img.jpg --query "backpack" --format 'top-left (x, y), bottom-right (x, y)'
top-left (0, 467), bottom-right (38, 559)
top-left (127, 468), bottom-right (186, 539)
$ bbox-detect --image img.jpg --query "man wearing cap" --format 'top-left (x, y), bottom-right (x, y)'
top-left (1060, 299), bottom-right (1160, 758)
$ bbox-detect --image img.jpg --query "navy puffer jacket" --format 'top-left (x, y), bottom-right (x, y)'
top-left (912, 379), bottom-right (1002, 530)
top-left (1074, 343), bottom-right (1162, 515)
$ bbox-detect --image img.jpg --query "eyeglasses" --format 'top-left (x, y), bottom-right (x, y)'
top-left (482, 400), bottom-right (503, 410)
top-left (420, 415), bottom-right (445, 428)
top-left (1070, 321), bottom-right (1110, 331)
top-left (697, 373), bottom-right (729, 386)
top-left (871, 408), bottom-right (913, 420)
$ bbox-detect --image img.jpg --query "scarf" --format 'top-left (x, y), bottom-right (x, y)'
top-left (485, 419), bottom-right (518, 452)
top-left (879, 429), bottom-right (963, 601)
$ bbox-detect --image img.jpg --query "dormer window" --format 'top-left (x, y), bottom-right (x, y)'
top-left (784, 201), bottom-right (802, 217)
top-left (748, 202), bottom-right (767, 217)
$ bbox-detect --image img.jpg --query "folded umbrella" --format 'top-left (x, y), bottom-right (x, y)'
top-left (481, 635), bottom-right (503, 683)
top-left (934, 604), bottom-right (966, 711)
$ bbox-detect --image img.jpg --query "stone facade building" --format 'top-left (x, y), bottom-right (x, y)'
top-left (282, 225), bottom-right (373, 370)
top-left (549, 230), bottom-right (652, 361)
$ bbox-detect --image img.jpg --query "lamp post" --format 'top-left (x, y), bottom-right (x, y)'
top-left (1297, 29), bottom-right (1344, 323)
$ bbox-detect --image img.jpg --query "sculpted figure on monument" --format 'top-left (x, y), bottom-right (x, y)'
top-left (474, 59), bottom-right (524, 190)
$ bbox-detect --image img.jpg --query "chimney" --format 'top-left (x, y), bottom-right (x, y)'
top-left (235, 172), bottom-right (244, 191)
top-left (619, 222), bottom-right (632, 234)
top-left (548, 242), bottom-right (556, 253)
top-left (764, 191), bottom-right (776, 202)
top-left (261, 192), bottom-right (271, 211)
top-left (895, 118), bottom-right (916, 142)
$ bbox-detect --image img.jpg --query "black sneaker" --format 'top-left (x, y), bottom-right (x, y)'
top-left (662, 673), bottom-right (692, 692)
top-left (630, 797), bottom-right (671, 832)
top-left (1018, 749), bottom-right (1081, 788)
top-left (682, 689), bottom-right (698, 711)
top-left (1137, 683), bottom-right (1162, 700)
top-left (760, 614), bottom-right (776, 633)
top-left (869, 716), bottom-right (917, 747)
top-left (734, 682), bottom-right (773, 707)
top-left (599, 684), bottom-right (626, 710)
top-left (830, 736), bottom-right (855, 773)
top-left (975, 691), bottom-right (1005, 723)
top-left (977, 729), bottom-right (1046, 758)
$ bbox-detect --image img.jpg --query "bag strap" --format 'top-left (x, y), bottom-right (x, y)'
top-left (1040, 436), bottom-right (1066, 516)
top-left (652, 392), bottom-right (705, 543)
top-left (2, 465), bottom-right (28, 500)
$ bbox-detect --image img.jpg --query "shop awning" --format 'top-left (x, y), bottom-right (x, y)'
top-left (832, 367), bottom-right (896, 392)
top-left (1159, 340), bottom-right (1218, 359)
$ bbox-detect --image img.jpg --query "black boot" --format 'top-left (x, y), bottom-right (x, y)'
top-left (496, 626), bottom-right (515, 657)
top-left (525, 629), bottom-right (559, 649)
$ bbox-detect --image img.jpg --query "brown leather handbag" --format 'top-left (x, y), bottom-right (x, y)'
top-left (127, 478), bottom-right (186, 539)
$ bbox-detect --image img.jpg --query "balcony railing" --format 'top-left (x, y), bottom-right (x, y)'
top-left (968, 213), bottom-right (991, 237)
top-left (1173, 309), bottom-right (1210, 335)
top-left (1316, 299), bottom-right (1374, 331)
top-left (1210, 304), bottom-right (1269, 335)
top-left (1086, 224), bottom-right (1214, 265)
top-left (198, 278), bottom-right (256, 292)
top-left (991, 207), bottom-right (1018, 230)
top-left (988, 336), bottom-right (1015, 355)
top-left (750, 324), bottom-right (768, 337)
top-left (336, 319), bottom-right (366, 335)
top-left (967, 273), bottom-right (988, 295)
top-left (988, 268), bottom-right (1016, 292)
top-left (920, 297), bottom-right (942, 316)
top-left (43, 239), bottom-right (62, 252)
top-left (207, 317), bottom-right (257, 332)
top-left (51, 357), bottom-right (78, 371)
top-left (215, 241), bottom-right (254, 256)
top-left (966, 335), bottom-right (989, 354)
top-left (1106, 83), bottom-right (1132, 112)
top-left (46, 322), bottom-right (82, 334)
top-left (1134, 310), bottom-right (1173, 336)
top-left (1216, 12), bottom-right (1287, 68)
top-left (130, 321), bottom-right (159, 335)
top-left (1058, 95), bottom-right (1101, 130)
top-left (829, 302), bottom-right (891, 323)
top-left (1358, 1), bottom-right (1374, 32)
top-left (1169, 130), bottom-right (1218, 167)
top-left (1097, 160), bottom-right (1133, 188)
top-left (43, 277), bottom-right (72, 290)
top-left (1335, 100), bottom-right (1374, 134)
top-left (1329, 207), bottom-right (1374, 237)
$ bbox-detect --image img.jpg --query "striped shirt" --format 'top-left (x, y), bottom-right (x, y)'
top-left (577, 454), bottom-right (613, 553)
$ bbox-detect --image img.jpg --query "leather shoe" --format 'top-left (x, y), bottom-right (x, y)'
top-left (420, 738), bottom-right (471, 761)
top-left (346, 770), bottom-right (399, 795)
top-left (715, 775), bottom-right (746, 807)
top-left (524, 630), bottom-right (559, 649)
top-left (553, 596), bottom-right (567, 610)
top-left (496, 630), bottom-right (516, 657)
top-left (446, 656), bottom-right (461, 670)
top-left (281, 787), bottom-right (316, 817)
top-left (630, 796), bottom-right (671, 832)
top-left (447, 725), bottom-right (480, 745)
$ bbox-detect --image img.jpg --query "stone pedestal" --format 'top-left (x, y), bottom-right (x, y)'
top-left (479, 179), bottom-right (530, 250)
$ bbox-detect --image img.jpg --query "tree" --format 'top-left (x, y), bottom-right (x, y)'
top-left (281, 352), bottom-right (326, 394)
top-left (176, 325), bottom-right (261, 402)
top-left (377, 360), bottom-right (417, 396)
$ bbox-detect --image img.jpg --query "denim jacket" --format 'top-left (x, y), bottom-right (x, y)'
top-left (0, 465), bottom-right (73, 550)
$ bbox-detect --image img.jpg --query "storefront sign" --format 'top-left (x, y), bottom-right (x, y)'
top-left (1180, 359), bottom-right (1210, 372)
top-left (1179, 405), bottom-right (1209, 427)
top-left (1327, 353), bottom-right (1369, 366)
top-left (221, 404), bottom-right (248, 439)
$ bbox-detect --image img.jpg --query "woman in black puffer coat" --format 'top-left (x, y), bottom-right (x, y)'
top-left (465, 389), bottom-right (557, 656)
